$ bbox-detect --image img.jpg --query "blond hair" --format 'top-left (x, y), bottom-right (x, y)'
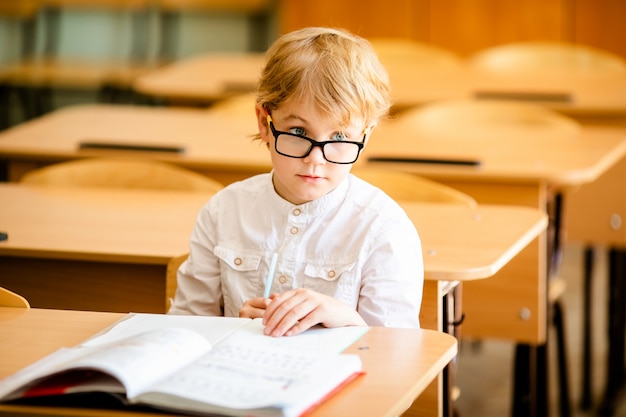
top-left (257, 27), bottom-right (391, 129)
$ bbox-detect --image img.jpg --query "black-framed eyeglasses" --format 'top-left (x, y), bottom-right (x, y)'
top-left (266, 115), bottom-right (367, 164)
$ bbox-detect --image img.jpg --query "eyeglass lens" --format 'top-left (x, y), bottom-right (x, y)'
top-left (276, 133), bottom-right (361, 164)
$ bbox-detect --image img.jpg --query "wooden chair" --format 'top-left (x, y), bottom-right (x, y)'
top-left (469, 41), bottom-right (626, 73)
top-left (166, 253), bottom-right (189, 311)
top-left (392, 97), bottom-right (580, 140)
top-left (368, 38), bottom-right (462, 115)
top-left (0, 286), bottom-right (30, 308)
top-left (206, 92), bottom-right (257, 116)
top-left (351, 167), bottom-right (477, 207)
top-left (204, 92), bottom-right (259, 133)
top-left (19, 158), bottom-right (224, 192)
top-left (392, 97), bottom-right (576, 417)
top-left (368, 38), bottom-right (462, 70)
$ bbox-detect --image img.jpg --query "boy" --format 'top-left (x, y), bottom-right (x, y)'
top-left (169, 27), bottom-right (423, 337)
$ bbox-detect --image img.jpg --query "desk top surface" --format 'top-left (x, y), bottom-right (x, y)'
top-left (132, 52), bottom-right (626, 115)
top-left (0, 307), bottom-right (457, 417)
top-left (0, 104), bottom-right (268, 171)
top-left (133, 53), bottom-right (265, 103)
top-left (0, 183), bottom-right (546, 280)
top-left (362, 116), bottom-right (626, 187)
top-left (387, 65), bottom-right (626, 116)
top-left (1, 104), bottom-right (625, 186)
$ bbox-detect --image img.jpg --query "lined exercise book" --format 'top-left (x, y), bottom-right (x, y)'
top-left (0, 314), bottom-right (369, 417)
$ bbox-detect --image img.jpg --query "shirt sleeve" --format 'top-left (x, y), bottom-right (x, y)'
top-left (356, 210), bottom-right (424, 328)
top-left (168, 201), bottom-right (224, 316)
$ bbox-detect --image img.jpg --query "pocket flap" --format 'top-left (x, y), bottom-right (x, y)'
top-left (304, 261), bottom-right (355, 281)
top-left (214, 246), bottom-right (262, 271)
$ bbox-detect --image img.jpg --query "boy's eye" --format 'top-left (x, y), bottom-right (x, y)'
top-left (331, 132), bottom-right (346, 141)
top-left (289, 127), bottom-right (306, 136)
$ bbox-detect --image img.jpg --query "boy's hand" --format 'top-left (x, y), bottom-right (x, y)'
top-left (262, 288), bottom-right (366, 337)
top-left (239, 297), bottom-right (271, 319)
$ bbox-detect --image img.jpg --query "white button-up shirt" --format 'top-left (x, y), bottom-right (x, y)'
top-left (169, 173), bottom-right (424, 328)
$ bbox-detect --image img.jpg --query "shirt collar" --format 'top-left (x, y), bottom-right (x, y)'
top-left (267, 172), bottom-right (350, 217)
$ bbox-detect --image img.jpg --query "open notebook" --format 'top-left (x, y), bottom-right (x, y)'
top-left (0, 314), bottom-right (369, 417)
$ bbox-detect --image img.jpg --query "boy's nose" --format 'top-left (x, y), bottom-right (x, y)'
top-left (304, 145), bottom-right (327, 164)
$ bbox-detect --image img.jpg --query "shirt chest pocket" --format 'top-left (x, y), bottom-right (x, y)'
top-left (303, 262), bottom-right (352, 281)
top-left (215, 246), bottom-right (262, 271)
top-left (213, 246), bottom-right (264, 296)
top-left (303, 260), bottom-right (358, 306)
top-left (303, 260), bottom-right (357, 290)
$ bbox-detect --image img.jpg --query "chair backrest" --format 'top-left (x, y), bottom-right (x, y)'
top-left (389, 98), bottom-right (581, 141)
top-left (204, 92), bottom-right (259, 133)
top-left (207, 92), bottom-right (257, 117)
top-left (0, 287), bottom-right (30, 308)
top-left (351, 167), bottom-right (477, 207)
top-left (166, 253), bottom-right (189, 311)
top-left (20, 158), bottom-right (224, 192)
top-left (469, 41), bottom-right (626, 73)
top-left (368, 38), bottom-right (462, 70)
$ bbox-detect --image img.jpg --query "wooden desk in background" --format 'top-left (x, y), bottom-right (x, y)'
top-left (0, 307), bottom-right (457, 417)
top-left (0, 184), bottom-right (214, 313)
top-left (386, 65), bottom-right (626, 118)
top-left (359, 119), bottom-right (626, 416)
top-left (383, 61), bottom-right (626, 416)
top-left (132, 53), bottom-right (265, 106)
top-left (0, 104), bottom-right (268, 185)
top-left (360, 121), bottom-right (626, 344)
top-left (123, 53), bottom-right (626, 119)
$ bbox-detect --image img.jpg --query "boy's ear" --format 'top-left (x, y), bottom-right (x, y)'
top-left (363, 123), bottom-right (377, 147)
top-left (255, 104), bottom-right (270, 143)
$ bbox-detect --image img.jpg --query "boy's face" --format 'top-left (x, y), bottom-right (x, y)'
top-left (255, 100), bottom-right (368, 205)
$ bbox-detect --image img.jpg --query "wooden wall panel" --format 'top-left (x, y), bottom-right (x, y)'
top-left (277, 0), bottom-right (626, 60)
top-left (277, 0), bottom-right (430, 40)
top-left (573, 0), bottom-right (626, 59)
top-left (429, 0), bottom-right (569, 56)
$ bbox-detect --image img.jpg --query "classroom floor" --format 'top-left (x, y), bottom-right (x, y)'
top-left (453, 242), bottom-right (626, 417)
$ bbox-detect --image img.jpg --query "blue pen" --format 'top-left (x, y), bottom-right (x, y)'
top-left (263, 253), bottom-right (278, 298)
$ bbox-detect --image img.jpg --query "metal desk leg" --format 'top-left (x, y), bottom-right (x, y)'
top-left (580, 245), bottom-right (595, 410)
top-left (599, 247), bottom-right (626, 416)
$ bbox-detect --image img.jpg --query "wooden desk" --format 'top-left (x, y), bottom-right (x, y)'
top-left (0, 184), bottom-right (214, 313)
top-left (361, 121), bottom-right (626, 343)
top-left (0, 184), bottom-right (546, 417)
top-left (0, 183), bottom-right (546, 318)
top-left (0, 104), bottom-right (269, 185)
top-left (125, 52), bottom-right (626, 118)
top-left (0, 307), bottom-right (457, 417)
top-left (386, 65), bottom-right (626, 119)
top-left (384, 61), bottom-right (626, 415)
top-left (132, 53), bottom-right (265, 106)
top-left (359, 120), bottom-right (626, 416)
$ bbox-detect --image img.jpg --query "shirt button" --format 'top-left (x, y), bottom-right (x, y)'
top-left (290, 226), bottom-right (299, 234)
top-left (292, 208), bottom-right (302, 216)
top-left (234, 257), bottom-right (242, 266)
top-left (278, 275), bottom-right (287, 284)
top-left (327, 270), bottom-right (336, 279)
